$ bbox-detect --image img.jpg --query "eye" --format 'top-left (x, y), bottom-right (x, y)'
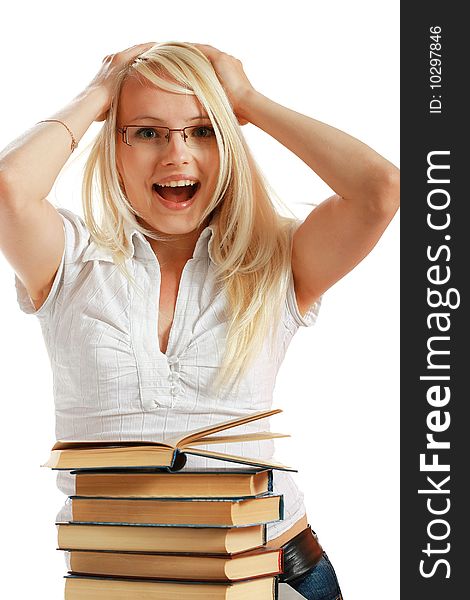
top-left (190, 125), bottom-right (215, 139)
top-left (135, 127), bottom-right (162, 140)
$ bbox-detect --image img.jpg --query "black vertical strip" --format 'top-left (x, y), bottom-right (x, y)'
top-left (401, 4), bottom-right (466, 598)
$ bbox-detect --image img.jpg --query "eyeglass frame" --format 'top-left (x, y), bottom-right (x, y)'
top-left (116, 124), bottom-right (216, 148)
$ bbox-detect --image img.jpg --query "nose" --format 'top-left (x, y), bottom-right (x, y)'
top-left (159, 130), bottom-right (192, 166)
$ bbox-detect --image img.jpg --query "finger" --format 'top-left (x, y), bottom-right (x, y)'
top-left (127, 42), bottom-right (157, 56)
top-left (186, 43), bottom-right (219, 59)
top-left (113, 42), bottom-right (157, 58)
top-left (103, 42), bottom-right (157, 64)
top-left (129, 42), bottom-right (157, 51)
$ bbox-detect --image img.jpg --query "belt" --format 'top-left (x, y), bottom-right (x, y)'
top-left (279, 525), bottom-right (324, 584)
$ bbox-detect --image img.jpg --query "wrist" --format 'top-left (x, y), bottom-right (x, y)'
top-left (236, 87), bottom-right (257, 120)
top-left (236, 88), bottom-right (264, 124)
top-left (77, 85), bottom-right (111, 121)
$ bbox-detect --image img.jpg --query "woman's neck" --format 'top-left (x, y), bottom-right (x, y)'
top-left (140, 220), bottom-right (210, 268)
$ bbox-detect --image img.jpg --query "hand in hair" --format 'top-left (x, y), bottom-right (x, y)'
top-left (187, 43), bottom-right (254, 126)
top-left (86, 42), bottom-right (157, 122)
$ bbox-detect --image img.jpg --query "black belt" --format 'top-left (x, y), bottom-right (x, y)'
top-left (279, 525), bottom-right (324, 584)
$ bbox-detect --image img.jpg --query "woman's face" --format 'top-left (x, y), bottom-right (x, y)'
top-left (116, 75), bottom-right (220, 236)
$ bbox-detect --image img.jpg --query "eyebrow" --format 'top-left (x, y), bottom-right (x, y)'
top-left (129, 115), bottom-right (210, 123)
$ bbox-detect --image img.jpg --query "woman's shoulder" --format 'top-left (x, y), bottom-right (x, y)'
top-left (56, 207), bottom-right (89, 237)
top-left (13, 207), bottom-right (91, 317)
top-left (56, 207), bottom-right (96, 259)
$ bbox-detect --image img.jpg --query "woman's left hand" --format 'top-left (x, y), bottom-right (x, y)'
top-left (187, 43), bottom-right (255, 125)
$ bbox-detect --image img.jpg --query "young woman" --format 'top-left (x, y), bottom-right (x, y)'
top-left (0, 41), bottom-right (399, 599)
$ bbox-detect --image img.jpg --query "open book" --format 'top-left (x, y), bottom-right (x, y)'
top-left (42, 408), bottom-right (295, 472)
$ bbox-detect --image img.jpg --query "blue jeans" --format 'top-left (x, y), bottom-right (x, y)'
top-left (288, 551), bottom-right (343, 600)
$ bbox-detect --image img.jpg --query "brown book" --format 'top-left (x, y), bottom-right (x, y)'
top-left (43, 408), bottom-right (293, 471)
top-left (74, 468), bottom-right (272, 498)
top-left (57, 522), bottom-right (267, 554)
top-left (68, 546), bottom-right (282, 581)
top-left (70, 494), bottom-right (283, 526)
top-left (64, 574), bottom-right (279, 599)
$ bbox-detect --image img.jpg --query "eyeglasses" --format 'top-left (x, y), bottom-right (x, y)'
top-left (117, 125), bottom-right (217, 149)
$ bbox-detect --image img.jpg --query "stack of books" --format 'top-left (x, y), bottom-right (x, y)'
top-left (43, 409), bottom-right (296, 599)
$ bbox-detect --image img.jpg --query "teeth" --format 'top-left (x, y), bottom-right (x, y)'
top-left (155, 180), bottom-right (197, 188)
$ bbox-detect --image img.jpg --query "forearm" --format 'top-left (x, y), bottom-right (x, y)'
top-left (239, 90), bottom-right (399, 207)
top-left (0, 85), bottom-right (107, 207)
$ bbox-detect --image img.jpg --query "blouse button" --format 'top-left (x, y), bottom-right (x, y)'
top-left (167, 355), bottom-right (179, 366)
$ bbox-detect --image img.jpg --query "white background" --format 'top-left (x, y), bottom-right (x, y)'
top-left (0, 1), bottom-right (399, 598)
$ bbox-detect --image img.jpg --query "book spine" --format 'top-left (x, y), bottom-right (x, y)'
top-left (268, 469), bottom-right (273, 492)
top-left (273, 575), bottom-right (279, 600)
top-left (279, 494), bottom-right (285, 521)
top-left (170, 449), bottom-right (187, 471)
top-left (278, 548), bottom-right (283, 573)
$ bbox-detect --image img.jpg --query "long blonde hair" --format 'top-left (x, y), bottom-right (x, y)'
top-left (82, 41), bottom-right (297, 390)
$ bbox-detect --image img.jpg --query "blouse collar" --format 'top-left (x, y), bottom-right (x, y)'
top-left (82, 219), bottom-right (216, 264)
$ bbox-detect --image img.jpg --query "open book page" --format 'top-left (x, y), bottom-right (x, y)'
top-left (165, 408), bottom-right (283, 448)
top-left (183, 432), bottom-right (290, 446)
top-left (185, 447), bottom-right (296, 472)
top-left (51, 440), bottom-right (174, 450)
top-left (51, 409), bottom-right (283, 451)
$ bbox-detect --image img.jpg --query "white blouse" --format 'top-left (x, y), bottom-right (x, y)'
top-left (14, 207), bottom-right (321, 540)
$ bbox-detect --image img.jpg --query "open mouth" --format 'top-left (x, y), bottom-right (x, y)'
top-left (152, 181), bottom-right (200, 203)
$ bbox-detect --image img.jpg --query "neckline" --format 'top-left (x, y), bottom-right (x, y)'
top-left (156, 259), bottom-right (192, 357)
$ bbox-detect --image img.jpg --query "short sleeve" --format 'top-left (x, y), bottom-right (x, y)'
top-left (14, 207), bottom-right (90, 318)
top-left (284, 218), bottom-right (322, 328)
top-left (285, 267), bottom-right (322, 327)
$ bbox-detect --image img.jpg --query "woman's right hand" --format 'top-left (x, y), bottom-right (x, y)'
top-left (87, 42), bottom-right (157, 122)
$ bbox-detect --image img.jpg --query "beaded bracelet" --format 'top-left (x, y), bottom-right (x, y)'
top-left (36, 119), bottom-right (78, 152)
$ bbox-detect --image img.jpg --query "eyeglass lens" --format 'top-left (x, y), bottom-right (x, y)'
top-left (125, 125), bottom-right (216, 148)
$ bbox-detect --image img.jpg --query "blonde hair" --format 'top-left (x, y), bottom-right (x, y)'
top-left (82, 41), bottom-right (298, 390)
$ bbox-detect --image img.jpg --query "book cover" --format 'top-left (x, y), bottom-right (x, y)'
top-left (69, 493), bottom-right (284, 526)
top-left (57, 521), bottom-right (268, 554)
top-left (64, 573), bottom-right (279, 599)
top-left (71, 468), bottom-right (274, 498)
top-left (66, 546), bottom-right (283, 581)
